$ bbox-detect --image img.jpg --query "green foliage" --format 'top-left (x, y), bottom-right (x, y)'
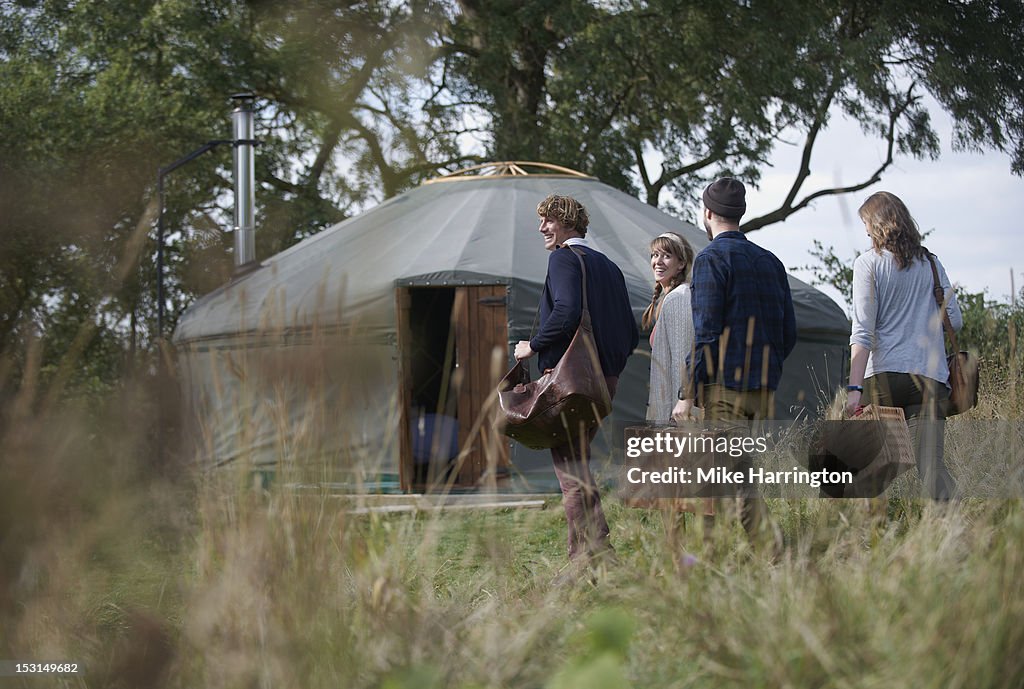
top-left (579, 607), bottom-right (634, 658)
top-left (440, 0), bottom-right (1024, 223)
top-left (380, 665), bottom-right (446, 689)
top-left (3, 335), bottom-right (1023, 687)
top-left (792, 239), bottom-right (857, 309)
top-left (545, 608), bottom-right (635, 689)
top-left (0, 0), bottom-right (460, 399)
top-left (954, 286), bottom-right (1024, 374)
top-left (6, 401), bottom-right (1024, 689)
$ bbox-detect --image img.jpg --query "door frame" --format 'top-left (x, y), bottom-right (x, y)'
top-left (395, 282), bottom-right (511, 492)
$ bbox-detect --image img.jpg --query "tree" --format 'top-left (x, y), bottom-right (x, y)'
top-left (436, 0), bottom-right (1024, 227)
top-left (0, 0), bottom-right (464, 397)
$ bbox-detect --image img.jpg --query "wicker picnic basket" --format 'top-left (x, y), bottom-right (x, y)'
top-left (844, 405), bottom-right (916, 497)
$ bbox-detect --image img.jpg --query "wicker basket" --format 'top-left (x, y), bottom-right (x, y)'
top-left (846, 404), bottom-right (916, 497)
top-left (858, 405), bottom-right (913, 456)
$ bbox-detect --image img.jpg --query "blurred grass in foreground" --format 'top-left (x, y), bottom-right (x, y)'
top-left (2, 357), bottom-right (1023, 689)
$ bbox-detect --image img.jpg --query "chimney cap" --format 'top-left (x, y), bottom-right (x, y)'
top-left (230, 92), bottom-right (256, 103)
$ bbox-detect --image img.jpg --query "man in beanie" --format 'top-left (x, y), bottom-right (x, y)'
top-left (672, 178), bottom-right (796, 544)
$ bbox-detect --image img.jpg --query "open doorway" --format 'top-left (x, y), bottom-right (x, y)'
top-left (396, 284), bottom-right (511, 492)
top-left (405, 287), bottom-right (459, 490)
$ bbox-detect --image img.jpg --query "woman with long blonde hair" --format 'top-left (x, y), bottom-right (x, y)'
top-left (846, 191), bottom-right (962, 499)
top-left (643, 232), bottom-right (696, 422)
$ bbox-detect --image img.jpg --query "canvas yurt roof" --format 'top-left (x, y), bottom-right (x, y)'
top-left (175, 164), bottom-right (848, 349)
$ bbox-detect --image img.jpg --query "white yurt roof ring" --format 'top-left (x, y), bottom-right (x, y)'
top-left (423, 161), bottom-right (597, 183)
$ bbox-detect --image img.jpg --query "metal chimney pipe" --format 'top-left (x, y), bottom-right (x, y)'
top-left (231, 93), bottom-right (256, 270)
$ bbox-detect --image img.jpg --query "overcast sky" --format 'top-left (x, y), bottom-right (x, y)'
top-left (741, 98), bottom-right (1024, 312)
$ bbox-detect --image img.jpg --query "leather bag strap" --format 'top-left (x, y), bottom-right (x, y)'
top-left (568, 245), bottom-right (591, 315)
top-left (926, 252), bottom-right (960, 353)
top-left (527, 244), bottom-right (591, 339)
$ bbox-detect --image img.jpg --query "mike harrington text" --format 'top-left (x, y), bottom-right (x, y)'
top-left (626, 466), bottom-right (854, 489)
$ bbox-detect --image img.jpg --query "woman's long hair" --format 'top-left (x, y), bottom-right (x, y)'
top-left (641, 232), bottom-right (695, 331)
top-left (858, 191), bottom-right (929, 269)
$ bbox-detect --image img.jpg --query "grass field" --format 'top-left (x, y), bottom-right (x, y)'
top-left (2, 369), bottom-right (1023, 688)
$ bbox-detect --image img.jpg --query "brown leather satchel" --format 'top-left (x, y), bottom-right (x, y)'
top-left (927, 254), bottom-right (979, 415)
top-left (497, 247), bottom-right (612, 449)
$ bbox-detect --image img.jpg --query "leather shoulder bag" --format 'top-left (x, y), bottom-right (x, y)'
top-left (926, 253), bottom-right (979, 415)
top-left (497, 247), bottom-right (613, 449)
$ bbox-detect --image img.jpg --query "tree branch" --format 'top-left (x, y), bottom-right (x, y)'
top-left (266, 173), bottom-right (303, 196)
top-left (633, 141), bottom-right (654, 204)
top-left (741, 84), bottom-right (919, 233)
top-left (784, 84), bottom-right (839, 210)
top-left (345, 116), bottom-right (399, 197)
top-left (424, 53), bottom-right (452, 109)
top-left (306, 115), bottom-right (345, 187)
top-left (395, 155), bottom-right (484, 182)
top-left (437, 39), bottom-right (481, 60)
top-left (642, 149), bottom-right (725, 207)
top-left (580, 47), bottom-right (639, 162)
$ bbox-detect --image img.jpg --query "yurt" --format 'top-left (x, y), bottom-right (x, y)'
top-left (174, 163), bottom-right (850, 492)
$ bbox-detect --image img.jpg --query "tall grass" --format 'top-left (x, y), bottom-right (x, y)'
top-left (2, 348), bottom-right (1023, 688)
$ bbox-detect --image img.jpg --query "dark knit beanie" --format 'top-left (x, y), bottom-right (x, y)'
top-left (702, 178), bottom-right (746, 219)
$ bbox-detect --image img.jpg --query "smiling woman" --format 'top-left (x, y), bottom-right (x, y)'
top-left (642, 232), bottom-right (695, 424)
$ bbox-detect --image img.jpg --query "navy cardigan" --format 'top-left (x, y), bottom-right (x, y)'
top-left (529, 245), bottom-right (639, 377)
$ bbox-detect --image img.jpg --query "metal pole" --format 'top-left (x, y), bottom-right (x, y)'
top-left (154, 95), bottom-right (258, 341)
top-left (232, 93), bottom-right (256, 270)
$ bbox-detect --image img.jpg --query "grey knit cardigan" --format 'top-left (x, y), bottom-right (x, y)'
top-left (646, 284), bottom-right (695, 422)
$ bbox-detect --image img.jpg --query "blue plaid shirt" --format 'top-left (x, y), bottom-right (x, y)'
top-left (684, 231), bottom-right (796, 397)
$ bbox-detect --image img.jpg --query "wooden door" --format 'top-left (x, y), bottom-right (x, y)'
top-left (452, 285), bottom-right (511, 487)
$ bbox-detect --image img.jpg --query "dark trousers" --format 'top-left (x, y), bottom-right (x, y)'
top-left (550, 376), bottom-right (618, 560)
top-left (864, 372), bottom-right (955, 500)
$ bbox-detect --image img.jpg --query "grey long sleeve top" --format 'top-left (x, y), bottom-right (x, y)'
top-left (850, 249), bottom-right (962, 385)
